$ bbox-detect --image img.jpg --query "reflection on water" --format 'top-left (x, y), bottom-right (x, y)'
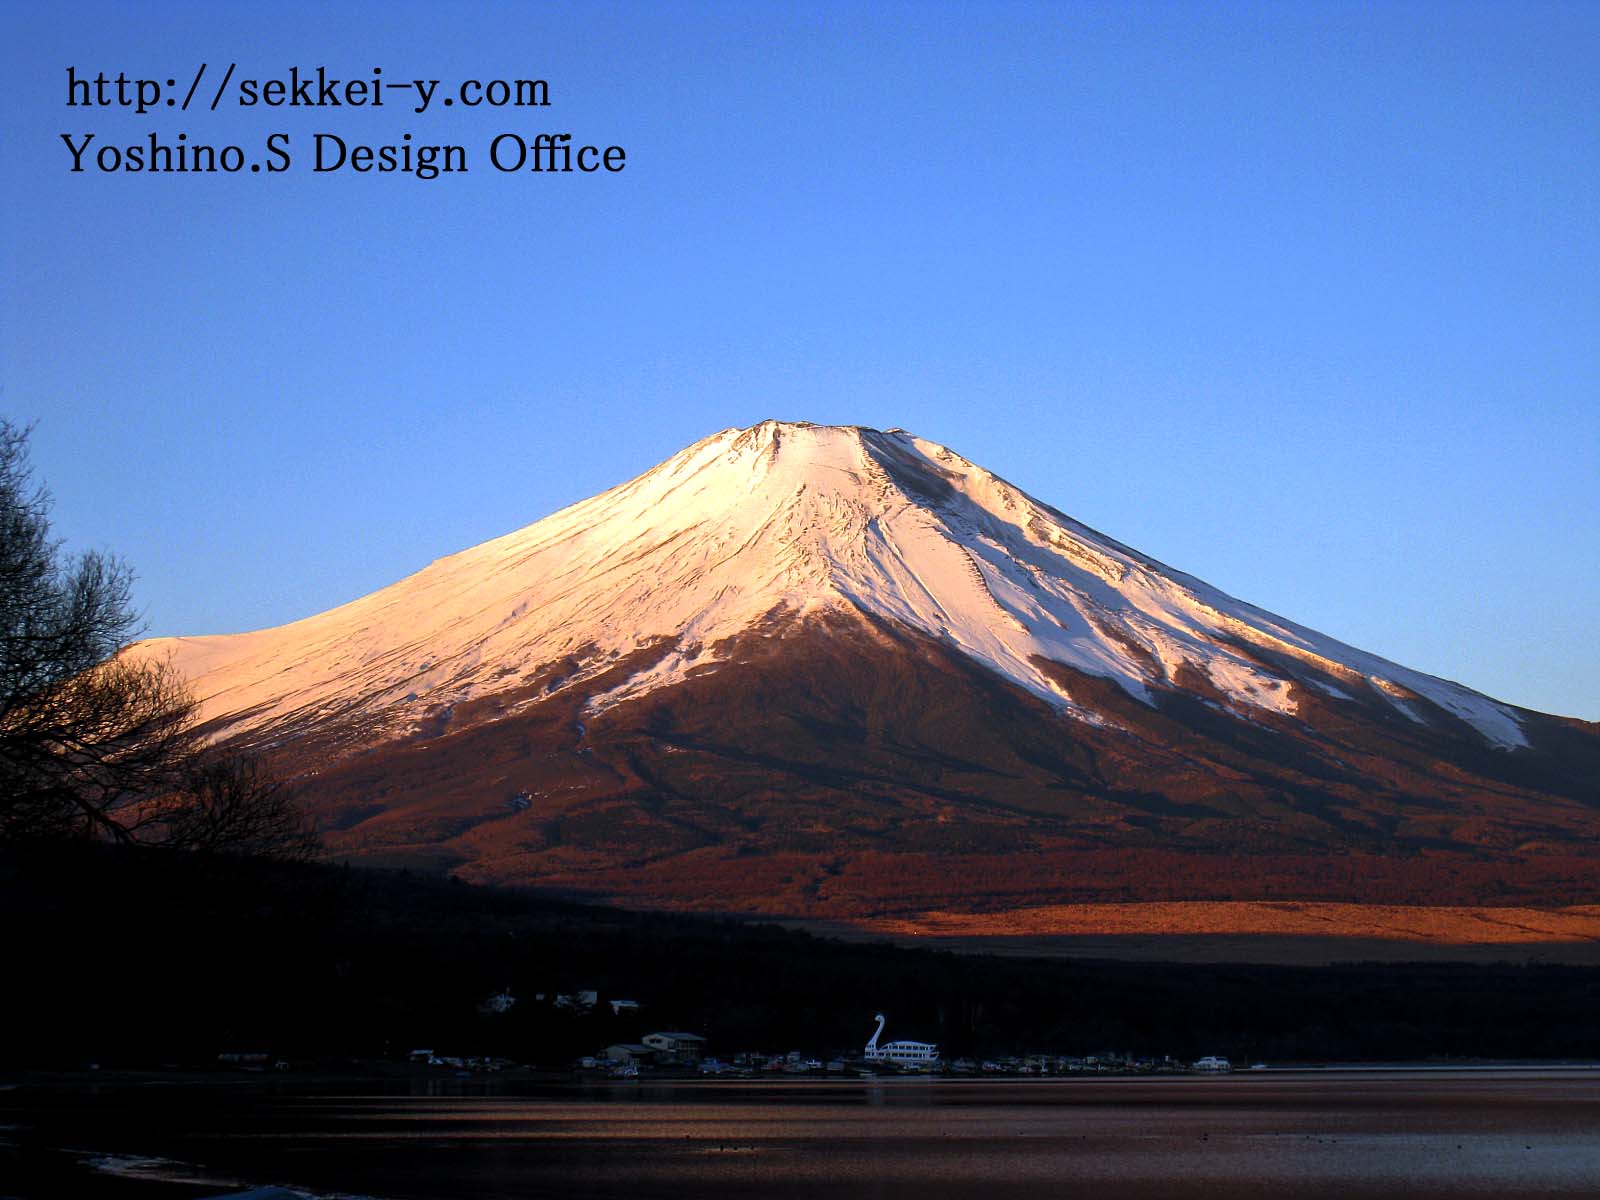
top-left (12, 1070), bottom-right (1600, 1199)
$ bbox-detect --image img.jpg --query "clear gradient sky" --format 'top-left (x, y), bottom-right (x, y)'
top-left (4, 1), bottom-right (1596, 719)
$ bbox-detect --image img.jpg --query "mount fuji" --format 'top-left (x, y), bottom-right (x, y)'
top-left (138, 422), bottom-right (1600, 924)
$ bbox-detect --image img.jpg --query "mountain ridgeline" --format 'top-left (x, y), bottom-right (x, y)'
top-left (138, 422), bottom-right (1600, 917)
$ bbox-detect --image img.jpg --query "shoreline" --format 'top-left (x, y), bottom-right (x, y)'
top-left (8, 1059), bottom-right (1600, 1092)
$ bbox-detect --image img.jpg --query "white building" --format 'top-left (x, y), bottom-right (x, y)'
top-left (642, 1032), bottom-right (707, 1063)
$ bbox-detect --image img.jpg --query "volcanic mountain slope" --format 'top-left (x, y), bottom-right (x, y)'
top-left (138, 421), bottom-right (1600, 918)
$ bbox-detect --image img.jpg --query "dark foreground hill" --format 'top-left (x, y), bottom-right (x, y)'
top-left (6, 843), bottom-right (1600, 1070)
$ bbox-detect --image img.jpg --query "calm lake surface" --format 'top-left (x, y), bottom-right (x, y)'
top-left (8, 1069), bottom-right (1600, 1199)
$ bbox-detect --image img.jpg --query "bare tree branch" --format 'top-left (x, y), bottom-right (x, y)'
top-left (0, 419), bottom-right (317, 858)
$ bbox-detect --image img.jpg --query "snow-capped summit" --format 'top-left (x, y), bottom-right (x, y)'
top-left (142, 419), bottom-right (1523, 749)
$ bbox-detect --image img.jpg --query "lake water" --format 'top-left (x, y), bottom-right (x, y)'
top-left (8, 1069), bottom-right (1600, 1199)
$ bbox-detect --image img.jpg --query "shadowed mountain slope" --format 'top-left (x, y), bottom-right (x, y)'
top-left (136, 422), bottom-right (1600, 919)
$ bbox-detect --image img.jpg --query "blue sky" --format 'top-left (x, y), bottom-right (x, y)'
top-left (5, 1), bottom-right (1596, 719)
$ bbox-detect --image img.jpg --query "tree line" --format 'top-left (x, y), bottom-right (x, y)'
top-left (8, 842), bottom-right (1600, 1069)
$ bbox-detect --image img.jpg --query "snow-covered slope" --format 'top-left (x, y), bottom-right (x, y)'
top-left (138, 421), bottom-right (1526, 749)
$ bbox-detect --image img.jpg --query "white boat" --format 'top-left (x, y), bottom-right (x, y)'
top-left (864, 1014), bottom-right (941, 1070)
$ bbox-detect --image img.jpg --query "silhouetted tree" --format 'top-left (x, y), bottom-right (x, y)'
top-left (0, 420), bottom-right (315, 857)
top-left (156, 752), bottom-right (319, 859)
